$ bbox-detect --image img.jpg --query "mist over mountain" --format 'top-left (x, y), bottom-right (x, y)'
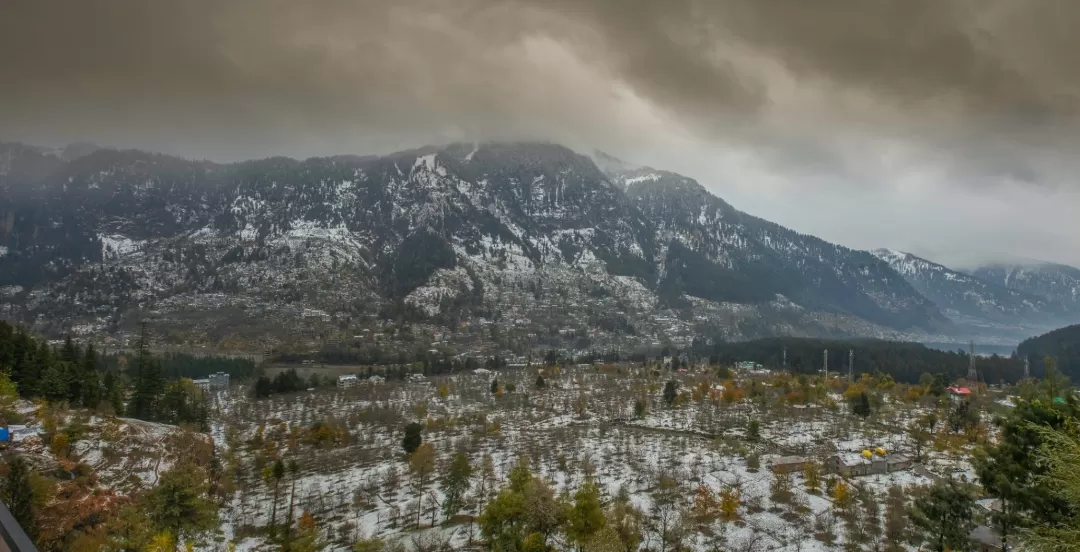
top-left (970, 262), bottom-right (1080, 311)
top-left (2, 140), bottom-right (1075, 349)
top-left (874, 249), bottom-right (1079, 340)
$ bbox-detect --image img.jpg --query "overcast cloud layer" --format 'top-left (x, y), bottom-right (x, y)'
top-left (2, 0), bottom-right (1078, 267)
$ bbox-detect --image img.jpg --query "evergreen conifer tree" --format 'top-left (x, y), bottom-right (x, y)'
top-left (3, 455), bottom-right (36, 540)
top-left (81, 344), bottom-right (101, 408)
top-left (104, 370), bottom-right (125, 416)
top-left (131, 323), bottom-right (164, 420)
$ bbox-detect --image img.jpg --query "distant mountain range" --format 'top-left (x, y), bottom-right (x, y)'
top-left (0, 140), bottom-right (1076, 347)
top-left (970, 262), bottom-right (1080, 312)
top-left (873, 250), bottom-right (1077, 332)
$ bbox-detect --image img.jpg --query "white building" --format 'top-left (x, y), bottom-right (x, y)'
top-left (337, 375), bottom-right (359, 390)
top-left (209, 372), bottom-right (230, 390)
top-left (192, 379), bottom-right (212, 393)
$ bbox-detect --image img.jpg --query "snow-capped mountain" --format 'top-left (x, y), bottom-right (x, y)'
top-left (872, 249), bottom-right (1067, 328)
top-left (1, 141), bottom-right (953, 341)
top-left (971, 262), bottom-right (1080, 314)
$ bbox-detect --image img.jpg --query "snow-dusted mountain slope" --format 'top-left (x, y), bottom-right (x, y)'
top-left (872, 249), bottom-right (1067, 325)
top-left (971, 262), bottom-right (1080, 314)
top-left (0, 141), bottom-right (952, 338)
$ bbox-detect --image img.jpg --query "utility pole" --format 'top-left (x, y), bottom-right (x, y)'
top-left (1024, 357), bottom-right (1030, 379)
top-left (968, 341), bottom-right (977, 381)
top-left (823, 349), bottom-right (828, 380)
top-left (848, 349), bottom-right (854, 383)
top-left (782, 346), bottom-right (787, 369)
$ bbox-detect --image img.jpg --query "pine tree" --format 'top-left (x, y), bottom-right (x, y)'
top-left (401, 422), bottom-right (423, 456)
top-left (59, 336), bottom-right (78, 364)
top-left (104, 371), bottom-right (125, 415)
top-left (1024, 423), bottom-right (1080, 552)
top-left (3, 455), bottom-right (35, 540)
top-left (131, 323), bottom-right (164, 420)
top-left (852, 391), bottom-right (872, 418)
top-left (663, 379), bottom-right (678, 407)
top-left (567, 480), bottom-right (606, 547)
top-left (28, 343), bottom-right (52, 399)
top-left (80, 343), bottom-right (101, 408)
top-left (747, 419), bottom-right (761, 442)
top-left (40, 361), bottom-right (70, 402)
top-left (910, 480), bottom-right (975, 552)
top-left (144, 461), bottom-right (219, 547)
top-left (60, 336), bottom-right (82, 403)
top-left (9, 341), bottom-right (34, 398)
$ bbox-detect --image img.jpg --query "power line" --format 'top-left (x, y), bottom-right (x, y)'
top-left (968, 340), bottom-right (977, 381)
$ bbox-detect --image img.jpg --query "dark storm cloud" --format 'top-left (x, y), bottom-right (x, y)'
top-left (3, 0), bottom-right (1078, 152)
top-left (1, 0), bottom-right (1078, 264)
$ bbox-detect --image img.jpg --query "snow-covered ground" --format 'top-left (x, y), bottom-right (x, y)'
top-left (206, 368), bottom-right (985, 551)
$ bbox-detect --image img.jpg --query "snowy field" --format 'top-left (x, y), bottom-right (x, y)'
top-left (204, 366), bottom-right (985, 551)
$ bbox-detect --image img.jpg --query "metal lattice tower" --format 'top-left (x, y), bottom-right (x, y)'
top-left (823, 349), bottom-right (828, 380)
top-left (848, 349), bottom-right (854, 382)
top-left (782, 347), bottom-right (787, 368)
top-left (968, 341), bottom-right (977, 381)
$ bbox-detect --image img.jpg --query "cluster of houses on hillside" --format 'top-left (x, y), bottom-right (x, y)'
top-left (336, 374), bottom-right (387, 390)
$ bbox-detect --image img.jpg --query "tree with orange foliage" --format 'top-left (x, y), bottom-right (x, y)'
top-left (290, 511), bottom-right (325, 552)
top-left (692, 484), bottom-right (720, 524)
top-left (843, 383), bottom-right (867, 400)
top-left (720, 381), bottom-right (745, 403)
top-left (694, 381), bottom-right (711, 403)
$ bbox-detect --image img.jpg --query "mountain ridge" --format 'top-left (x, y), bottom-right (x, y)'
top-left (872, 249), bottom-right (1067, 321)
top-left (0, 140), bottom-right (999, 347)
top-left (970, 261), bottom-right (1080, 311)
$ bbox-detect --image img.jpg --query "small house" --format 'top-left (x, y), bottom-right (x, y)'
top-left (886, 454), bottom-right (913, 472)
top-left (826, 451), bottom-right (910, 477)
top-left (770, 456), bottom-right (809, 474)
top-left (826, 453), bottom-right (886, 477)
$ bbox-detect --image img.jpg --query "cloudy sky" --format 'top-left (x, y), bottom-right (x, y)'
top-left (2, 0), bottom-right (1078, 268)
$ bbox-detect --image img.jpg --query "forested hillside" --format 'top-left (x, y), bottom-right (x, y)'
top-left (0, 321), bottom-right (251, 428)
top-left (696, 337), bottom-right (1027, 384)
top-left (1017, 323), bottom-right (1080, 379)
